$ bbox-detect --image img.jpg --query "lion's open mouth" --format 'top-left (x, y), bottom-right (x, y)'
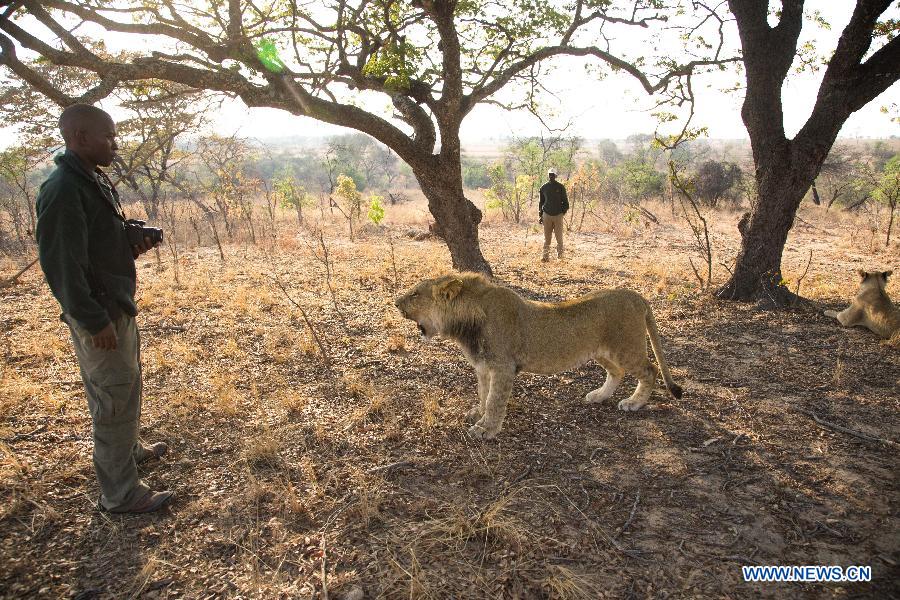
top-left (415, 322), bottom-right (436, 340)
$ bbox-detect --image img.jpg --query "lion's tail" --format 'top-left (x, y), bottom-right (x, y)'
top-left (645, 306), bottom-right (682, 399)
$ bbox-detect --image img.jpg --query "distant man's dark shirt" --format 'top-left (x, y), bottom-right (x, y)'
top-left (539, 180), bottom-right (569, 216)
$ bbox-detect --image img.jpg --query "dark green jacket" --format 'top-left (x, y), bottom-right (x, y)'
top-left (35, 150), bottom-right (137, 334)
top-left (539, 180), bottom-right (569, 216)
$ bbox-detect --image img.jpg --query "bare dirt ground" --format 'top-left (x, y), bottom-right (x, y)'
top-left (1, 200), bottom-right (898, 599)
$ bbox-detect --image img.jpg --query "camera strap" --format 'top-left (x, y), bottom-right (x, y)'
top-left (94, 168), bottom-right (128, 223)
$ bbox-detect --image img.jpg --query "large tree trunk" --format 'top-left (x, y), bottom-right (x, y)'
top-left (717, 181), bottom-right (809, 305)
top-left (415, 158), bottom-right (492, 275)
top-left (717, 146), bottom-right (819, 307)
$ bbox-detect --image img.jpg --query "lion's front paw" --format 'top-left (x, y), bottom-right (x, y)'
top-left (823, 310), bottom-right (838, 318)
top-left (585, 391), bottom-right (608, 404)
top-left (617, 397), bottom-right (647, 411)
top-left (467, 422), bottom-right (498, 440)
top-left (465, 406), bottom-right (483, 424)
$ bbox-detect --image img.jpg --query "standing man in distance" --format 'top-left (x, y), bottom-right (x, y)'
top-left (539, 168), bottom-right (569, 262)
top-left (35, 103), bottom-right (173, 513)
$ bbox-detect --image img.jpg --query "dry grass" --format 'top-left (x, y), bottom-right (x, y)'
top-left (242, 431), bottom-right (283, 471)
top-left (541, 565), bottom-right (604, 600)
top-left (0, 195), bottom-right (897, 598)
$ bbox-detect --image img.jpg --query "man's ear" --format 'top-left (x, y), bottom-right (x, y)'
top-left (858, 269), bottom-right (868, 281)
top-left (433, 278), bottom-right (463, 302)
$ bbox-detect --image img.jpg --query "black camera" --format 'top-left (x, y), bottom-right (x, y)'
top-left (124, 219), bottom-right (164, 247)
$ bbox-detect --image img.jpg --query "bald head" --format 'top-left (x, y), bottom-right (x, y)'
top-left (59, 103), bottom-right (113, 143)
top-left (59, 103), bottom-right (118, 168)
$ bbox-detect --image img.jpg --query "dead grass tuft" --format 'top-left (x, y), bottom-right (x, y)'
top-left (833, 357), bottom-right (847, 388)
top-left (278, 389), bottom-right (309, 418)
top-left (420, 492), bottom-right (528, 553)
top-left (421, 390), bottom-right (440, 430)
top-left (541, 564), bottom-right (603, 600)
top-left (208, 373), bottom-right (243, 416)
top-left (386, 332), bottom-right (407, 353)
top-left (242, 434), bottom-right (282, 471)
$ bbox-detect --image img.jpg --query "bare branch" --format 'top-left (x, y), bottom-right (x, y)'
top-left (0, 33), bottom-right (75, 106)
top-left (465, 43), bottom-right (739, 112)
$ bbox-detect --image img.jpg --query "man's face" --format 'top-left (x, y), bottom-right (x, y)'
top-left (76, 116), bottom-right (118, 167)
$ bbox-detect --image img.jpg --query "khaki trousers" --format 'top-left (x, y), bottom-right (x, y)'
top-left (542, 213), bottom-right (565, 259)
top-left (65, 314), bottom-right (150, 511)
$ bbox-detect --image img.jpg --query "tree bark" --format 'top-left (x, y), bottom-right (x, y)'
top-left (716, 159), bottom-right (814, 306)
top-left (414, 156), bottom-right (492, 275)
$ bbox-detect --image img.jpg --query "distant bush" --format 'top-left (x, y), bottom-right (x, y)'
top-left (694, 160), bottom-right (743, 207)
top-left (462, 160), bottom-right (491, 189)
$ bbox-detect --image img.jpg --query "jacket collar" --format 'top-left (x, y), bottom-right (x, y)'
top-left (56, 149), bottom-right (124, 217)
top-left (55, 149), bottom-right (101, 184)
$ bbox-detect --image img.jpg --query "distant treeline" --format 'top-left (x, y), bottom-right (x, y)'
top-left (1, 131), bottom-right (898, 253)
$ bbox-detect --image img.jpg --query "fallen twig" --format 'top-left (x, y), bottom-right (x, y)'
top-left (508, 465), bottom-right (532, 486)
top-left (320, 535), bottom-right (329, 600)
top-left (627, 203), bottom-right (660, 225)
top-left (844, 196), bottom-right (868, 211)
top-left (617, 490), bottom-right (641, 538)
top-left (554, 484), bottom-right (643, 559)
top-left (0, 257), bottom-right (39, 289)
top-left (3, 421), bottom-right (48, 443)
top-left (794, 215), bottom-right (827, 233)
top-left (793, 407), bottom-right (898, 448)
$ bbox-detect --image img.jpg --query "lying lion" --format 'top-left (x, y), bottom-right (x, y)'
top-left (824, 270), bottom-right (899, 340)
top-left (395, 273), bottom-right (682, 440)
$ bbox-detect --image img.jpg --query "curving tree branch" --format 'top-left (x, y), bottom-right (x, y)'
top-left (1, 0), bottom-right (743, 274)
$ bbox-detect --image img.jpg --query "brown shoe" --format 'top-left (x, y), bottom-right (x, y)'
top-left (106, 489), bottom-right (174, 514)
top-left (136, 442), bottom-right (169, 464)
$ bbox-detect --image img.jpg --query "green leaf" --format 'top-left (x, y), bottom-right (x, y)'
top-left (255, 38), bottom-right (285, 74)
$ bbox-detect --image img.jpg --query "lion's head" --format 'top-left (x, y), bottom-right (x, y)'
top-left (857, 269), bottom-right (893, 292)
top-left (395, 273), bottom-right (488, 340)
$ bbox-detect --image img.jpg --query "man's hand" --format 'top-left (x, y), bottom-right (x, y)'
top-left (92, 322), bottom-right (117, 350)
top-left (132, 235), bottom-right (160, 259)
top-left (539, 214), bottom-right (544, 225)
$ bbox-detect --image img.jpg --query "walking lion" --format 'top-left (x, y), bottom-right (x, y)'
top-left (395, 273), bottom-right (682, 440)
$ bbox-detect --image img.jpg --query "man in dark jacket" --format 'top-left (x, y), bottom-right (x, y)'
top-left (36, 104), bottom-right (172, 513)
top-left (538, 169), bottom-right (569, 261)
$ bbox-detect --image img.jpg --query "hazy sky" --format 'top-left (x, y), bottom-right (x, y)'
top-left (2, 2), bottom-right (898, 147)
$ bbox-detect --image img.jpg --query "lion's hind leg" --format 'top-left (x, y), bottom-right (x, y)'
top-left (824, 306), bottom-right (862, 327)
top-left (585, 364), bottom-right (624, 403)
top-left (618, 361), bottom-right (656, 412)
